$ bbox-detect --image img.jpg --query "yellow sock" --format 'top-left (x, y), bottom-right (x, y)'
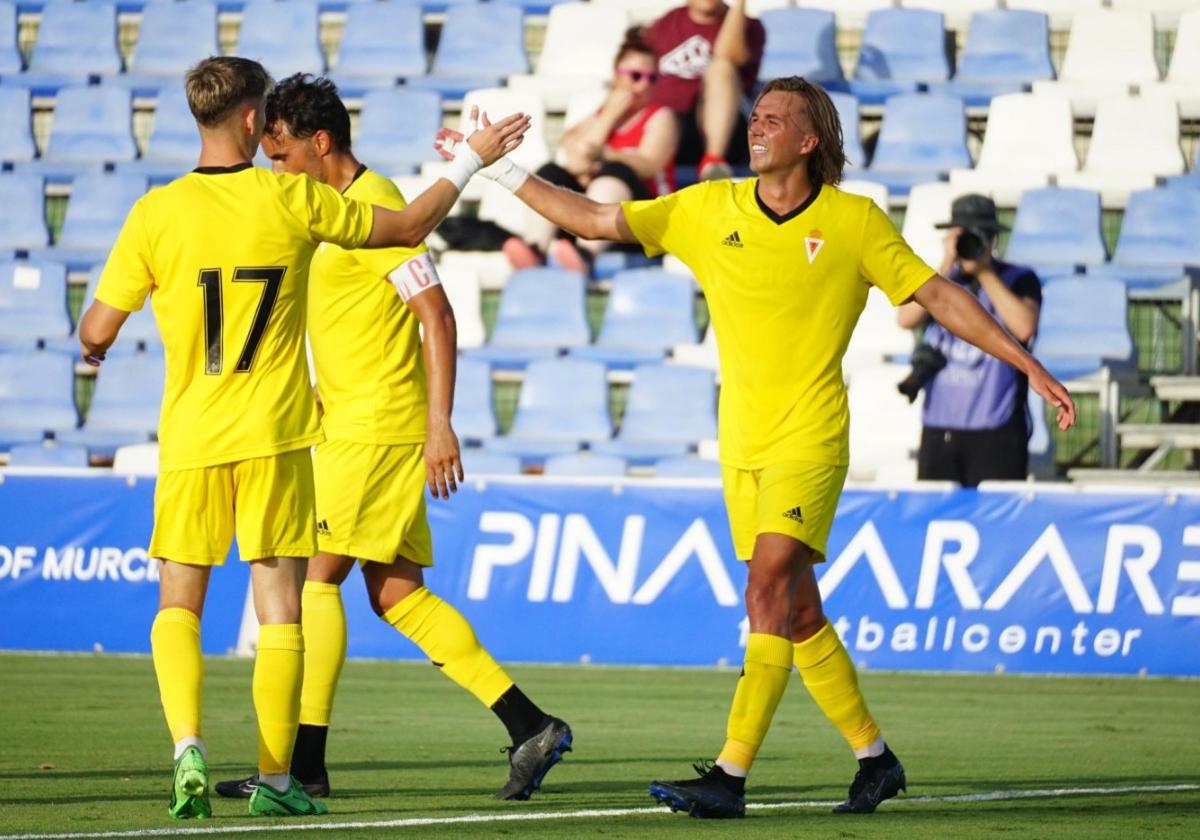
top-left (794, 621), bottom-right (882, 754)
top-left (299, 581), bottom-right (346, 727)
top-left (254, 623), bottom-right (304, 775)
top-left (383, 587), bottom-right (514, 707)
top-left (717, 633), bottom-right (795, 773)
top-left (150, 607), bottom-right (204, 743)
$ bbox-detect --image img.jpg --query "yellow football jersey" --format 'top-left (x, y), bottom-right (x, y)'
top-left (308, 168), bottom-right (431, 445)
top-left (96, 163), bottom-right (375, 471)
top-left (623, 179), bottom-right (934, 469)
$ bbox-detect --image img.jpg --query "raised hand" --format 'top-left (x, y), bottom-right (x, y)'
top-left (463, 106), bottom-right (530, 166)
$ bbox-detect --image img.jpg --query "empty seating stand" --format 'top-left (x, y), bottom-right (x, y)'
top-left (758, 8), bottom-right (843, 88)
top-left (59, 349), bottom-right (164, 457)
top-left (25, 85), bottom-right (137, 181)
top-left (331, 1), bottom-right (427, 96)
top-left (1003, 187), bottom-right (1107, 277)
top-left (465, 268), bottom-right (590, 368)
top-left (860, 92), bottom-right (971, 195)
top-left (851, 8), bottom-right (950, 105)
top-left (8, 0), bottom-right (121, 94)
top-left (408, 3), bottom-right (528, 99)
top-left (237, 0), bottom-right (324, 80)
top-left (934, 9), bottom-right (1054, 108)
top-left (0, 259), bottom-right (69, 349)
top-left (485, 358), bottom-right (612, 463)
top-left (0, 349), bottom-right (77, 448)
top-left (571, 269), bottom-right (698, 368)
top-left (354, 89), bottom-right (443, 176)
top-left (592, 364), bottom-right (717, 464)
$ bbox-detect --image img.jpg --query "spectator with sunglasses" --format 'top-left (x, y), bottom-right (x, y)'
top-left (504, 28), bottom-right (679, 272)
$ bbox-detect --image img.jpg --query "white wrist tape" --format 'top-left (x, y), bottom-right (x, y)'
top-left (442, 142), bottom-right (483, 192)
top-left (481, 156), bottom-right (530, 192)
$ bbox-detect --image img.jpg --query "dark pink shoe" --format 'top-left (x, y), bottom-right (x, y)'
top-left (502, 236), bottom-right (544, 270)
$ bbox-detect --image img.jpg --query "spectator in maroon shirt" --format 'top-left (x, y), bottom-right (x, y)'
top-left (644, 0), bottom-right (766, 180)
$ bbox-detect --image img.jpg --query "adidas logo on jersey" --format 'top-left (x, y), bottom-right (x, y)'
top-left (723, 230), bottom-right (744, 248)
top-left (782, 506), bottom-right (805, 524)
top-left (317, 519), bottom-right (331, 536)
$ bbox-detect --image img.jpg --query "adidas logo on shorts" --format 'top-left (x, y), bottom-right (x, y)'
top-left (722, 230), bottom-right (744, 248)
top-left (316, 519), bottom-right (331, 536)
top-left (782, 506), bottom-right (804, 524)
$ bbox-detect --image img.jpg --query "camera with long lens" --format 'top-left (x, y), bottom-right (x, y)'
top-left (955, 228), bottom-right (988, 261)
top-left (896, 343), bottom-right (948, 404)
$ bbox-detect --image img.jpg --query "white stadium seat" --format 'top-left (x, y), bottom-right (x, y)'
top-left (1031, 10), bottom-right (1161, 116)
top-left (848, 362), bottom-right (922, 483)
top-left (436, 264), bottom-right (487, 350)
top-left (1057, 96), bottom-right (1185, 207)
top-left (1142, 8), bottom-right (1200, 119)
top-left (507, 2), bottom-right (630, 112)
top-left (948, 93), bottom-right (1076, 205)
top-left (589, 0), bottom-right (677, 27)
top-left (901, 181), bottom-right (967, 270)
top-left (838, 179), bottom-right (890, 212)
top-left (1110, 0), bottom-right (1198, 30)
top-left (843, 288), bottom-right (915, 384)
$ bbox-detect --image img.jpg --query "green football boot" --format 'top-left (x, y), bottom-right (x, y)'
top-left (249, 776), bottom-right (330, 817)
top-left (168, 746), bottom-right (211, 820)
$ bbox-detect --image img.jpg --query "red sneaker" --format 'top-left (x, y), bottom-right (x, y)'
top-left (698, 154), bottom-right (733, 181)
top-left (549, 237), bottom-right (589, 274)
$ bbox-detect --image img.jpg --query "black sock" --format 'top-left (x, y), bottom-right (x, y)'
top-left (490, 685), bottom-right (548, 746)
top-left (711, 765), bottom-right (746, 795)
top-left (290, 724), bottom-right (328, 781)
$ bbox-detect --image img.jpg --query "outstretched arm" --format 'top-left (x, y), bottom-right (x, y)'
top-left (913, 275), bottom-right (1076, 430)
top-left (435, 114), bottom-right (639, 245)
top-left (365, 112), bottom-right (532, 249)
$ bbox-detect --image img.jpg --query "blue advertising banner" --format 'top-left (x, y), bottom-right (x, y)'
top-left (2, 474), bottom-right (1198, 676)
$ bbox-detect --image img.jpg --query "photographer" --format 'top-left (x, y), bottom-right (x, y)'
top-left (896, 195), bottom-right (1042, 487)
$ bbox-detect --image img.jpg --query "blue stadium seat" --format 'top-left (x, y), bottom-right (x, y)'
top-left (354, 89), bottom-right (443, 176)
top-left (861, 93), bottom-right (970, 195)
top-left (851, 8), bottom-right (949, 105)
top-left (831, 91), bottom-right (865, 170)
top-left (1004, 188), bottom-right (1107, 275)
top-left (459, 448), bottom-right (522, 476)
top-left (0, 349), bottom-right (77, 447)
top-left (937, 10), bottom-right (1054, 107)
top-left (466, 268), bottom-right (590, 369)
top-left (571, 269), bottom-right (697, 368)
top-left (116, 1), bottom-right (218, 97)
top-left (1034, 276), bottom-right (1134, 381)
top-left (59, 349), bottom-right (163, 456)
top-left (543, 451), bottom-right (627, 478)
top-left (6, 441), bottom-right (89, 468)
top-left (452, 356), bottom-right (496, 444)
top-left (758, 8), bottom-right (843, 86)
top-left (408, 3), bottom-right (528, 98)
top-left (119, 85), bottom-right (199, 183)
top-left (9, 1), bottom-right (121, 94)
top-left (0, 174), bottom-right (48, 251)
top-left (331, 1), bottom-right (426, 94)
top-left (237, 0), bottom-right (324, 79)
top-left (27, 85), bottom-right (136, 180)
top-left (0, 259), bottom-right (69, 346)
top-left (51, 172), bottom-right (147, 270)
top-left (485, 358), bottom-right (611, 462)
top-left (492, 0), bottom-right (574, 15)
top-left (0, 1), bottom-right (20, 75)
top-left (1100, 188), bottom-right (1200, 288)
top-left (654, 455), bottom-right (722, 479)
top-left (80, 265), bottom-right (159, 353)
top-left (0, 87), bottom-right (36, 164)
top-left (592, 364), bottom-right (717, 463)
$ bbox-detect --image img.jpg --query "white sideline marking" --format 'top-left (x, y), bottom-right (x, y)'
top-left (1, 784), bottom-right (1196, 839)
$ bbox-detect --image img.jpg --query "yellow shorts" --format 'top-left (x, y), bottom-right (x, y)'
top-left (722, 460), bottom-right (848, 562)
top-left (313, 439), bottom-right (433, 566)
top-left (149, 448), bottom-right (317, 566)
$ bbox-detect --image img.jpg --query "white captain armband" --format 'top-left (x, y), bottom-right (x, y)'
top-left (389, 252), bottom-right (442, 303)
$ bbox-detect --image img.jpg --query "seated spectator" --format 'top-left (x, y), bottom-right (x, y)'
top-left (505, 28), bottom-right (679, 272)
top-left (644, 0), bottom-right (765, 180)
top-left (896, 195), bottom-right (1043, 487)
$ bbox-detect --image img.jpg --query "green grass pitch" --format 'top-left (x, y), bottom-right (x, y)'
top-left (0, 653), bottom-right (1197, 838)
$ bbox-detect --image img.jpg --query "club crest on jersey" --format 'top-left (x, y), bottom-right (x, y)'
top-left (804, 229), bottom-right (825, 264)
